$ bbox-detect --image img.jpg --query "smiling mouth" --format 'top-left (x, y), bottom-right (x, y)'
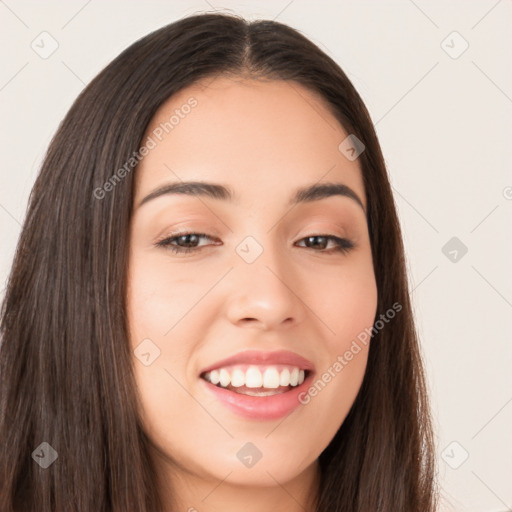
top-left (200, 366), bottom-right (311, 396)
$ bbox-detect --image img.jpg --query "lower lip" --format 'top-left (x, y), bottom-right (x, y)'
top-left (200, 372), bottom-right (315, 420)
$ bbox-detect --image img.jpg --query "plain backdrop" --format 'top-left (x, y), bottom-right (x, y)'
top-left (0, 1), bottom-right (511, 511)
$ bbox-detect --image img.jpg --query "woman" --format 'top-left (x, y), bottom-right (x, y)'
top-left (0, 12), bottom-right (438, 512)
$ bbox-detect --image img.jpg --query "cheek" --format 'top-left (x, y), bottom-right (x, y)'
top-left (294, 253), bottom-right (377, 429)
top-left (300, 251), bottom-right (378, 346)
top-left (126, 254), bottom-right (208, 339)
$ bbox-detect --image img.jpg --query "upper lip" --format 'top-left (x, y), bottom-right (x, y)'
top-left (199, 349), bottom-right (315, 375)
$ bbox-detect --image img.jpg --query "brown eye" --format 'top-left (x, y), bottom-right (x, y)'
top-left (155, 232), bottom-right (216, 254)
top-left (296, 235), bottom-right (354, 254)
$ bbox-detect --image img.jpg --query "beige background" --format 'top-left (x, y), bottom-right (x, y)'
top-left (0, 1), bottom-right (511, 511)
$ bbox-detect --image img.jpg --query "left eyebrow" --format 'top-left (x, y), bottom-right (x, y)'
top-left (137, 180), bottom-right (365, 212)
top-left (291, 182), bottom-right (365, 212)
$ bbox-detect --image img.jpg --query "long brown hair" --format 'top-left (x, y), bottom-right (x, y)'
top-left (0, 12), bottom-right (438, 511)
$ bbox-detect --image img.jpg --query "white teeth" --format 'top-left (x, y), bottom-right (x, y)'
top-left (279, 368), bottom-right (290, 386)
top-left (202, 365), bottom-right (308, 390)
top-left (219, 369), bottom-right (230, 387)
top-left (245, 366), bottom-right (263, 388)
top-left (231, 369), bottom-right (245, 388)
top-left (262, 368), bottom-right (280, 389)
top-left (210, 369), bottom-right (220, 385)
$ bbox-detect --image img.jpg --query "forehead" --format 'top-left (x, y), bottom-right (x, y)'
top-left (135, 76), bottom-right (366, 209)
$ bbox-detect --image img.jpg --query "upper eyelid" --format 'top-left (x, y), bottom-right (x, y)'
top-left (154, 216), bottom-right (355, 241)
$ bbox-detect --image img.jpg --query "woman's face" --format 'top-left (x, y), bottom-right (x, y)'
top-left (127, 76), bottom-right (378, 498)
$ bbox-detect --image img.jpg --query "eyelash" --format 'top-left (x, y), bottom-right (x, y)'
top-left (155, 232), bottom-right (355, 255)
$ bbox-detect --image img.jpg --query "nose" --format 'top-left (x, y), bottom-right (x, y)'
top-left (224, 240), bottom-right (306, 330)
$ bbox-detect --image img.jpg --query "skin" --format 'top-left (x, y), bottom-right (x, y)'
top-left (126, 76), bottom-right (378, 512)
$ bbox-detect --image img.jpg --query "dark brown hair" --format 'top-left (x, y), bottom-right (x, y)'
top-left (0, 12), bottom-right (438, 511)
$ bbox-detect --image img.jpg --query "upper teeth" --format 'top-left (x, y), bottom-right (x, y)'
top-left (202, 365), bottom-right (306, 389)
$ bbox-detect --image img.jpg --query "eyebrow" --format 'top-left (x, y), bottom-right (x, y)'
top-left (137, 180), bottom-right (365, 212)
